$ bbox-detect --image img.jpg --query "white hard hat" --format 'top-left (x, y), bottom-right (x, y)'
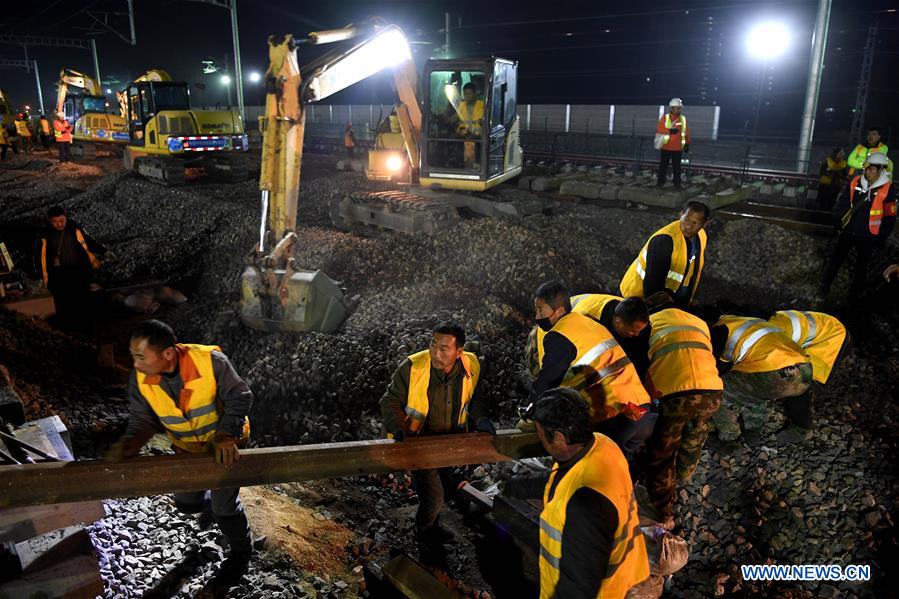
top-left (669, 98), bottom-right (684, 107)
top-left (865, 152), bottom-right (889, 167)
top-left (56, 110), bottom-right (65, 118)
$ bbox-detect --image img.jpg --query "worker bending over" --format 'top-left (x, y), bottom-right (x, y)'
top-left (526, 281), bottom-right (653, 460)
top-left (107, 320), bottom-right (256, 581)
top-left (379, 321), bottom-right (493, 559)
top-left (710, 315), bottom-right (813, 445)
top-left (641, 293), bottom-right (723, 529)
top-left (509, 388), bottom-right (649, 599)
top-left (620, 201), bottom-right (710, 309)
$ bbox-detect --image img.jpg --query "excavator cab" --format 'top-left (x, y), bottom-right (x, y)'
top-left (125, 82), bottom-right (191, 147)
top-left (368, 57), bottom-right (522, 191)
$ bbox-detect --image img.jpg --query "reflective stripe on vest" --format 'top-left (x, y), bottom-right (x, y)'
top-left (646, 309), bottom-right (722, 397)
top-left (662, 113), bottom-right (687, 148)
top-left (845, 175), bottom-right (895, 235)
top-left (136, 344), bottom-right (223, 452)
top-left (768, 310), bottom-right (847, 385)
top-left (721, 318), bottom-right (781, 364)
top-left (550, 312), bottom-right (648, 420)
top-left (538, 294), bottom-right (622, 367)
top-left (539, 433), bottom-right (649, 599)
top-left (781, 309), bottom-right (818, 348)
top-left (404, 350), bottom-right (480, 433)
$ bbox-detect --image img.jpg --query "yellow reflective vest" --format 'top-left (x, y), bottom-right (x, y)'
top-left (847, 142), bottom-right (889, 174)
top-left (768, 310), bottom-right (846, 384)
top-left (38, 226), bottom-right (102, 284)
top-left (646, 308), bottom-right (722, 398)
top-left (136, 344), bottom-right (249, 453)
top-left (14, 119), bottom-right (31, 137)
top-left (536, 294), bottom-right (622, 366)
top-left (715, 316), bottom-right (808, 374)
top-left (539, 433), bottom-right (650, 599)
top-left (619, 221), bottom-right (706, 305)
top-left (543, 312), bottom-right (649, 421)
top-left (0, 128), bottom-right (8, 145)
top-left (405, 349), bottom-right (480, 433)
top-left (457, 99), bottom-right (484, 136)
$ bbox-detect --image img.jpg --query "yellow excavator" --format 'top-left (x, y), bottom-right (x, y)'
top-left (56, 68), bottom-right (129, 158)
top-left (240, 21), bottom-right (522, 331)
top-left (121, 69), bottom-right (248, 185)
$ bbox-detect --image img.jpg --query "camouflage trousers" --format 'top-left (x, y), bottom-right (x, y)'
top-left (713, 363), bottom-right (813, 442)
top-left (642, 391), bottom-right (722, 519)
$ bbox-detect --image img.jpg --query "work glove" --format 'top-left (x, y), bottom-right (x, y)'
top-left (475, 417), bottom-right (497, 435)
top-left (669, 127), bottom-right (680, 134)
top-left (213, 434), bottom-right (240, 468)
top-left (104, 437), bottom-right (142, 462)
top-left (391, 430), bottom-right (406, 442)
top-left (683, 143), bottom-right (690, 153)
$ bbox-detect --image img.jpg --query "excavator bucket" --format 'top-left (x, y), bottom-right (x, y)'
top-left (240, 265), bottom-right (349, 333)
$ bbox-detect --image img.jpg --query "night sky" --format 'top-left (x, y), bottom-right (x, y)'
top-left (1, 0), bottom-right (898, 143)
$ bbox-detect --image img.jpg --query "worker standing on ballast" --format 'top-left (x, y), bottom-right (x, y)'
top-left (656, 98), bottom-right (690, 189)
top-left (53, 111), bottom-right (74, 163)
top-left (379, 321), bottom-right (493, 563)
top-left (106, 320), bottom-right (258, 585)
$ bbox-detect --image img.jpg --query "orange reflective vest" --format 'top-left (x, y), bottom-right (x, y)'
top-left (136, 344), bottom-right (250, 453)
top-left (656, 112), bottom-right (688, 151)
top-left (843, 175), bottom-right (896, 235)
top-left (53, 118), bottom-right (72, 143)
top-left (539, 433), bottom-right (649, 599)
top-left (403, 350), bottom-right (480, 434)
top-left (646, 308), bottom-right (722, 398)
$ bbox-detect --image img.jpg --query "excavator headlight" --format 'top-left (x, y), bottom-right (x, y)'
top-left (386, 154), bottom-right (404, 172)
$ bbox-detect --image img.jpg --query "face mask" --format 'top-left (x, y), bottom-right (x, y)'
top-left (536, 316), bottom-right (554, 332)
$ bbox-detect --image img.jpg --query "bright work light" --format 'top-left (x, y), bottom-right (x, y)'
top-left (746, 21), bottom-right (791, 60)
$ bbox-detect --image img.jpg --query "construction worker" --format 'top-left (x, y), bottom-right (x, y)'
top-left (620, 200), bottom-right (710, 308)
top-left (34, 206), bottom-right (106, 331)
top-left (38, 114), bottom-right (52, 150)
top-left (14, 113), bottom-right (32, 154)
top-left (709, 315), bottom-right (813, 444)
top-left (106, 319), bottom-right (257, 583)
top-left (379, 321), bottom-right (492, 558)
top-left (455, 82), bottom-right (484, 168)
top-left (819, 152), bottom-right (896, 302)
top-left (847, 127), bottom-right (890, 177)
top-left (344, 122), bottom-right (356, 158)
top-left (511, 388), bottom-right (649, 599)
top-left (818, 147), bottom-right (848, 209)
top-left (53, 111), bottom-right (73, 163)
top-left (641, 293), bottom-right (722, 529)
top-left (656, 97), bottom-right (690, 188)
top-left (526, 281), bottom-right (653, 460)
top-left (0, 124), bottom-right (9, 161)
top-left (530, 293), bottom-right (652, 379)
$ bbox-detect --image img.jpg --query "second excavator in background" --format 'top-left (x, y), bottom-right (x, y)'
top-left (56, 68), bottom-right (128, 158)
top-left (120, 68), bottom-right (249, 185)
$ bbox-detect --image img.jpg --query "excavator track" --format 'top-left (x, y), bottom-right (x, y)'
top-left (330, 190), bottom-right (461, 234)
top-left (133, 157), bottom-right (185, 186)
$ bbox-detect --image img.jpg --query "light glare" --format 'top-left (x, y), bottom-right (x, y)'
top-left (248, 72), bottom-right (261, 83)
top-left (221, 75), bottom-right (231, 85)
top-left (746, 21), bottom-right (791, 60)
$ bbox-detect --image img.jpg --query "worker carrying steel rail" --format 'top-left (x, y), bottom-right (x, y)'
top-left (847, 126), bottom-right (891, 178)
top-left (524, 281), bottom-right (654, 461)
top-left (819, 152), bottom-right (896, 303)
top-left (379, 321), bottom-right (494, 563)
top-left (508, 388), bottom-right (650, 599)
top-left (640, 292), bottom-right (722, 530)
top-left (620, 200), bottom-right (710, 309)
top-left (655, 97), bottom-right (690, 189)
top-left (106, 320), bottom-right (258, 583)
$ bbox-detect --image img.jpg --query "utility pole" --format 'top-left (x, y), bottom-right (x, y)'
top-left (90, 38), bottom-right (101, 89)
top-left (0, 59), bottom-right (45, 113)
top-left (848, 23), bottom-right (877, 147)
top-left (32, 60), bottom-right (44, 114)
top-left (445, 12), bottom-right (451, 57)
top-left (185, 1), bottom-right (245, 119)
top-left (796, 0), bottom-right (831, 174)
